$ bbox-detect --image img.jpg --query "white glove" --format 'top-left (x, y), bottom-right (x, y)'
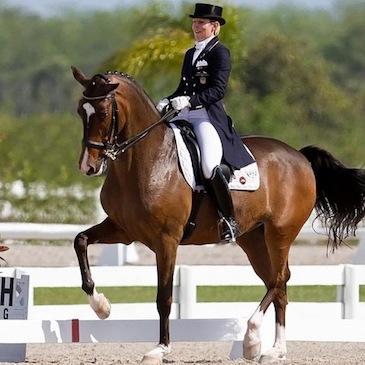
top-left (171, 96), bottom-right (191, 111)
top-left (156, 98), bottom-right (170, 113)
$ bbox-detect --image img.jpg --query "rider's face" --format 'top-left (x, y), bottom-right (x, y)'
top-left (192, 18), bottom-right (217, 42)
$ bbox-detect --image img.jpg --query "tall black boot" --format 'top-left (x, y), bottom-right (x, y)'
top-left (209, 166), bottom-right (240, 243)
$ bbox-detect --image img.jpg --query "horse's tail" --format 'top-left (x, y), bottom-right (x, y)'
top-left (300, 145), bottom-right (365, 249)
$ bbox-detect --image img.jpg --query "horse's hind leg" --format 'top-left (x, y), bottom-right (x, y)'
top-left (237, 225), bottom-right (292, 363)
top-left (237, 227), bottom-right (271, 360)
top-left (74, 217), bottom-right (130, 319)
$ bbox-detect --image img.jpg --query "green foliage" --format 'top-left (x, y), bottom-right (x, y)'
top-left (0, 113), bottom-right (102, 187)
top-left (0, 6), bottom-right (135, 115)
top-left (101, 3), bottom-right (247, 102)
top-left (0, 0), bottom-right (365, 223)
top-left (101, 28), bottom-right (192, 101)
top-left (233, 30), bottom-right (357, 160)
top-left (322, 1), bottom-right (365, 94)
top-left (0, 113), bottom-right (101, 223)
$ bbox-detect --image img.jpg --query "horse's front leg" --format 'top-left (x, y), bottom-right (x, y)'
top-left (141, 244), bottom-right (178, 365)
top-left (74, 217), bottom-right (130, 319)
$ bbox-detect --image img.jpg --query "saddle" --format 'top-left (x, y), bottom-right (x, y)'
top-left (169, 120), bottom-right (207, 240)
top-left (168, 120), bottom-right (259, 240)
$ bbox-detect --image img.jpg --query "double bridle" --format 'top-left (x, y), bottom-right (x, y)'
top-left (82, 92), bottom-right (122, 160)
top-left (82, 79), bottom-right (176, 161)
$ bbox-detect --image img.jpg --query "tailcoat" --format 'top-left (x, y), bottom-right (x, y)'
top-left (168, 36), bottom-right (253, 169)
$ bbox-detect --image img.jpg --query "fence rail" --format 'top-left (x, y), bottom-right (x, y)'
top-left (1, 222), bottom-right (365, 266)
top-left (2, 223), bottom-right (365, 360)
top-left (2, 264), bottom-right (365, 322)
top-left (1, 264), bottom-right (365, 356)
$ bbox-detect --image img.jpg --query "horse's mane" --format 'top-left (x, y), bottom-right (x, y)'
top-left (103, 70), bottom-right (156, 110)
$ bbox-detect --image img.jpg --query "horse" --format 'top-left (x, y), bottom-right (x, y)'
top-left (71, 66), bottom-right (365, 364)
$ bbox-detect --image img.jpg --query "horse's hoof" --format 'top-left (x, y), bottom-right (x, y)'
top-left (88, 293), bottom-right (111, 319)
top-left (259, 348), bottom-right (286, 364)
top-left (95, 295), bottom-right (111, 319)
top-left (243, 342), bottom-right (261, 360)
top-left (140, 355), bottom-right (162, 365)
top-left (141, 344), bottom-right (171, 365)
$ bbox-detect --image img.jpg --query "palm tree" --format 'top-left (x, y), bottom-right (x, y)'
top-left (100, 2), bottom-right (247, 102)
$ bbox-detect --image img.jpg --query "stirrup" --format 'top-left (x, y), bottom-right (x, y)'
top-left (218, 217), bottom-right (239, 243)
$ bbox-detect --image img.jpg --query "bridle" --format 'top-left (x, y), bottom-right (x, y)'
top-left (82, 75), bottom-right (176, 161)
top-left (82, 92), bottom-right (121, 160)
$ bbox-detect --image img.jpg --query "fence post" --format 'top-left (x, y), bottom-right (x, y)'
top-left (179, 266), bottom-right (196, 319)
top-left (353, 237), bottom-right (365, 264)
top-left (343, 264), bottom-right (359, 319)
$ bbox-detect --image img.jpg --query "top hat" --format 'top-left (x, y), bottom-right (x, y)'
top-left (189, 3), bottom-right (226, 25)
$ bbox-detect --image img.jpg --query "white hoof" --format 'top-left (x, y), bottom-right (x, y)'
top-left (243, 340), bottom-right (261, 360)
top-left (259, 347), bottom-right (286, 364)
top-left (141, 344), bottom-right (171, 365)
top-left (88, 291), bottom-right (111, 319)
top-left (140, 355), bottom-right (162, 365)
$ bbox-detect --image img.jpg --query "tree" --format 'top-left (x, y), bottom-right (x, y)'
top-left (231, 30), bottom-right (361, 165)
top-left (100, 3), bottom-right (248, 102)
top-left (322, 1), bottom-right (365, 94)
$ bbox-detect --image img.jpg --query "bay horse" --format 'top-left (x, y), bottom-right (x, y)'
top-left (71, 66), bottom-right (365, 364)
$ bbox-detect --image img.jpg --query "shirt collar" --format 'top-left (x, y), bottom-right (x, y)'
top-left (195, 35), bottom-right (215, 51)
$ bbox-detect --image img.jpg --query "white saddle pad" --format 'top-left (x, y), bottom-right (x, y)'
top-left (170, 123), bottom-right (260, 191)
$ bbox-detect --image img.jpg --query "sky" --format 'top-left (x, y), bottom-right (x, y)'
top-left (4, 0), bottom-right (336, 17)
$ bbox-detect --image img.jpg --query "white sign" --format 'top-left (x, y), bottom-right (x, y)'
top-left (0, 273), bottom-right (29, 362)
top-left (0, 274), bottom-right (29, 320)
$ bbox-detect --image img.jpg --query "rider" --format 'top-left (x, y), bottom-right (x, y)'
top-left (156, 3), bottom-right (249, 243)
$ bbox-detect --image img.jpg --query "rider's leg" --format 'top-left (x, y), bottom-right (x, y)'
top-left (190, 113), bottom-right (239, 242)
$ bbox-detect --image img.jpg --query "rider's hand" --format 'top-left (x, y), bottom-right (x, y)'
top-left (171, 96), bottom-right (191, 111)
top-left (156, 98), bottom-right (170, 114)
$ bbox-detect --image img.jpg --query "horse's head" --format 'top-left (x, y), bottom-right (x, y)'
top-left (72, 66), bottom-right (121, 176)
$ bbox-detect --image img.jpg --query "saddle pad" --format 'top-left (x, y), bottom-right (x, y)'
top-left (170, 123), bottom-right (260, 191)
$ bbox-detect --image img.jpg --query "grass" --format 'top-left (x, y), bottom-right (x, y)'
top-left (34, 285), bottom-right (365, 305)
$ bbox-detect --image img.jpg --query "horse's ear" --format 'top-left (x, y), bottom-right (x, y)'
top-left (71, 66), bottom-right (89, 87)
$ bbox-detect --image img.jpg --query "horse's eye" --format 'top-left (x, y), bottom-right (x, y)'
top-left (100, 111), bottom-right (108, 120)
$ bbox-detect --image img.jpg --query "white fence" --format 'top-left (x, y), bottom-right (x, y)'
top-left (2, 222), bottom-right (365, 352)
top-left (1, 222), bottom-right (365, 265)
top-left (1, 264), bottom-right (365, 350)
top-left (1, 264), bottom-right (365, 322)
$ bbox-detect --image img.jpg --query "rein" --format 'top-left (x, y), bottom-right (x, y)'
top-left (83, 90), bottom-right (176, 160)
top-left (115, 108), bottom-right (176, 156)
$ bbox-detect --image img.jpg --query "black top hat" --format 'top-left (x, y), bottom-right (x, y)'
top-left (189, 3), bottom-right (226, 25)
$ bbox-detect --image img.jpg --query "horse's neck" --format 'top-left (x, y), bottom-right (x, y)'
top-left (109, 82), bottom-right (179, 188)
top-left (113, 117), bottom-right (177, 186)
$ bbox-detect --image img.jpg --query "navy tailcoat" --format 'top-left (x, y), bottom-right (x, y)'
top-left (168, 36), bottom-right (254, 170)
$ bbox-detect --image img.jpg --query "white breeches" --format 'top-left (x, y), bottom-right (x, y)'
top-left (171, 107), bottom-right (223, 179)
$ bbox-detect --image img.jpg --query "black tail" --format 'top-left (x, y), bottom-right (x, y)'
top-left (300, 145), bottom-right (365, 248)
